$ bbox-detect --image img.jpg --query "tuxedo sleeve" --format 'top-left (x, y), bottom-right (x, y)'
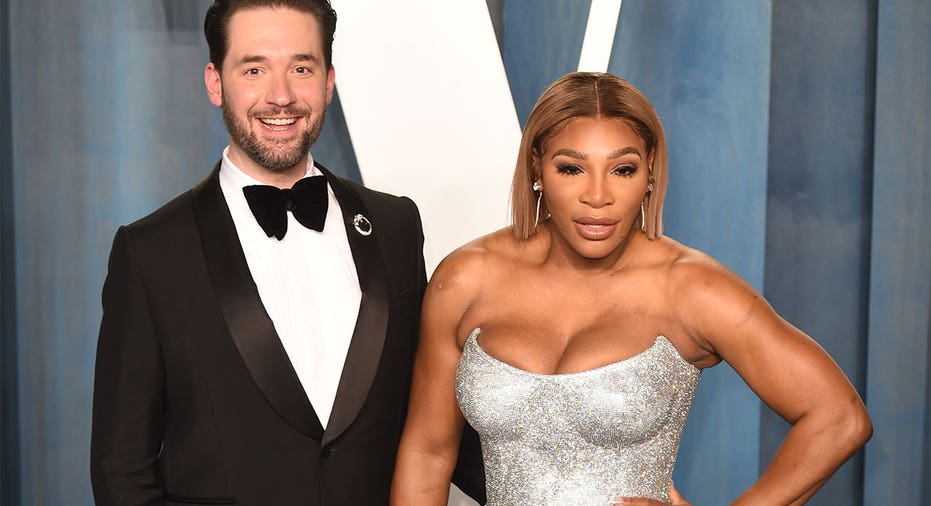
top-left (91, 226), bottom-right (167, 506)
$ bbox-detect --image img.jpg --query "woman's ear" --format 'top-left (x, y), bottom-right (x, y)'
top-left (530, 148), bottom-right (542, 182)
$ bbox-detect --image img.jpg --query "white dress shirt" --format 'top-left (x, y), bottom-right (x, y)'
top-left (219, 147), bottom-right (361, 429)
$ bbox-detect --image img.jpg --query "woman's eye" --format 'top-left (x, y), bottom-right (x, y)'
top-left (613, 164), bottom-right (638, 177)
top-left (556, 164), bottom-right (583, 175)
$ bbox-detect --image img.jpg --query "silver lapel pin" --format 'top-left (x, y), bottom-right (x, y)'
top-left (352, 214), bottom-right (373, 236)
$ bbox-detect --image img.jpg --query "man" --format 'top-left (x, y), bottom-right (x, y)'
top-left (90, 1), bottom-right (483, 504)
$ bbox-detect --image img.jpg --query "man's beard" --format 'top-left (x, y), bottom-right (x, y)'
top-left (221, 98), bottom-right (325, 172)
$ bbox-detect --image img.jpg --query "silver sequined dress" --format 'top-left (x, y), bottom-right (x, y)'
top-left (456, 328), bottom-right (700, 505)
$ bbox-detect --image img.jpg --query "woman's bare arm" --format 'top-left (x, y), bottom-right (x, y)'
top-left (676, 260), bottom-right (871, 505)
top-left (391, 249), bottom-right (484, 505)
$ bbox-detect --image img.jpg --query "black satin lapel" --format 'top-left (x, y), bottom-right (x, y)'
top-left (318, 164), bottom-right (390, 447)
top-left (192, 165), bottom-right (324, 440)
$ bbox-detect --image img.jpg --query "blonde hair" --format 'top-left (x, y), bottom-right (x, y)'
top-left (510, 72), bottom-right (668, 240)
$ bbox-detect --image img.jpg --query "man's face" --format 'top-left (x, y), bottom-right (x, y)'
top-left (205, 7), bottom-right (335, 179)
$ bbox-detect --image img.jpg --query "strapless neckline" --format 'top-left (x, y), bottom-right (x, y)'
top-left (456, 326), bottom-right (702, 504)
top-left (466, 327), bottom-right (698, 378)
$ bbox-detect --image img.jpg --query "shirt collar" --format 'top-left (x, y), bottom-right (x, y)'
top-left (219, 146), bottom-right (319, 190)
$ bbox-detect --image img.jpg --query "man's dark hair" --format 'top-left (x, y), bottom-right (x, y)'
top-left (204, 0), bottom-right (337, 71)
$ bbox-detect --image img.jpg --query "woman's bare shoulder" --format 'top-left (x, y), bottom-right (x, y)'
top-left (651, 236), bottom-right (746, 288)
top-left (424, 228), bottom-right (533, 341)
top-left (658, 236), bottom-right (774, 346)
top-left (429, 227), bottom-right (528, 292)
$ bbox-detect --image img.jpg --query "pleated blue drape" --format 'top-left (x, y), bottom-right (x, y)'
top-left (763, 1), bottom-right (879, 503)
top-left (1, 1), bottom-right (927, 505)
top-left (864, 1), bottom-right (931, 503)
top-left (1, 0), bottom-right (16, 503)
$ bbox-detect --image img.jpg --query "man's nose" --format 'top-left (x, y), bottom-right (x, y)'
top-left (267, 74), bottom-right (296, 107)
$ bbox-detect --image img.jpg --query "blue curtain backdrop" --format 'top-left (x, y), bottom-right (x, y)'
top-left (762, 1), bottom-right (878, 503)
top-left (1, 0), bottom-right (15, 501)
top-left (1, 1), bottom-right (928, 505)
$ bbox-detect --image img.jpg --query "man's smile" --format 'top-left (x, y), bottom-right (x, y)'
top-left (258, 117), bottom-right (299, 131)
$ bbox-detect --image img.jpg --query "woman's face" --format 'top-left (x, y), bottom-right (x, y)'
top-left (536, 116), bottom-right (650, 261)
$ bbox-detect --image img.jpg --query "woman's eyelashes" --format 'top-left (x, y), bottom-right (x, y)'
top-left (612, 164), bottom-right (638, 177)
top-left (554, 163), bottom-right (639, 177)
top-left (556, 163), bottom-right (583, 175)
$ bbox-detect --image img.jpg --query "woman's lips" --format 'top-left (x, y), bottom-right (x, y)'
top-left (573, 217), bottom-right (618, 240)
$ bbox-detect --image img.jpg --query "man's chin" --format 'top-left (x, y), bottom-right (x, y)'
top-left (250, 144), bottom-right (309, 172)
top-left (255, 156), bottom-right (306, 173)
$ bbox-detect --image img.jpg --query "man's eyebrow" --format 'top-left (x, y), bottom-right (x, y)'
top-left (293, 53), bottom-right (319, 63)
top-left (237, 54), bottom-right (268, 66)
top-left (236, 54), bottom-right (320, 65)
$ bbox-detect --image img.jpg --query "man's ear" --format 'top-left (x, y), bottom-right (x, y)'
top-left (205, 62), bottom-right (223, 107)
top-left (325, 65), bottom-right (335, 105)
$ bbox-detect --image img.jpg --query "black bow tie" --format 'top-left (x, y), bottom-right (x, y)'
top-left (242, 176), bottom-right (328, 240)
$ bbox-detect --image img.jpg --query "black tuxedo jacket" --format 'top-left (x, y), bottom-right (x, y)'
top-left (91, 163), bottom-right (485, 505)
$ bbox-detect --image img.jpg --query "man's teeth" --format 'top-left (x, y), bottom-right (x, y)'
top-left (260, 118), bottom-right (297, 126)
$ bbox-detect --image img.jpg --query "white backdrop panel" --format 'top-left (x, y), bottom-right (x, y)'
top-left (332, 0), bottom-right (521, 276)
top-left (578, 0), bottom-right (622, 72)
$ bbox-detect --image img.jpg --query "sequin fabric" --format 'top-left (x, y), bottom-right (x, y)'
top-left (456, 328), bottom-right (701, 505)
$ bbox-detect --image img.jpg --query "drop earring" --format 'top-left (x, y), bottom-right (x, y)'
top-left (532, 181), bottom-right (543, 229)
top-left (642, 177), bottom-right (654, 231)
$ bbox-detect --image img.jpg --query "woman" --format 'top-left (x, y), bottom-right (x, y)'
top-left (391, 72), bottom-right (871, 505)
